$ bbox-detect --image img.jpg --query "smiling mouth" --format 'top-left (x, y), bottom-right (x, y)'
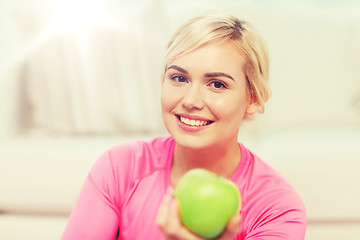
top-left (175, 115), bottom-right (214, 127)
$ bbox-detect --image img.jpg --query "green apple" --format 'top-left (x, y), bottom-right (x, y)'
top-left (175, 168), bottom-right (241, 239)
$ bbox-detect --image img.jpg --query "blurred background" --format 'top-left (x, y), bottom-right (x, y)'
top-left (0, 0), bottom-right (360, 239)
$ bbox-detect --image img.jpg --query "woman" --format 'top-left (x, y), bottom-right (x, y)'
top-left (62, 11), bottom-right (307, 240)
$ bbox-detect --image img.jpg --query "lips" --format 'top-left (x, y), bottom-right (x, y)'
top-left (175, 114), bottom-right (214, 128)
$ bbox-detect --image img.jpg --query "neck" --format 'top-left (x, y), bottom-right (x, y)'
top-left (171, 136), bottom-right (241, 185)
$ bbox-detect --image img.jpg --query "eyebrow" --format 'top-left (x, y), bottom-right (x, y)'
top-left (204, 72), bottom-right (234, 81)
top-left (167, 65), bottom-right (235, 81)
top-left (167, 65), bottom-right (188, 75)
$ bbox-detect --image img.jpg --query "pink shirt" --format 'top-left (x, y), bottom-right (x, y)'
top-left (62, 136), bottom-right (306, 239)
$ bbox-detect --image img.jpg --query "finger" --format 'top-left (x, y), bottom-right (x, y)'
top-left (218, 214), bottom-right (242, 240)
top-left (163, 197), bottom-right (182, 237)
top-left (156, 186), bottom-right (175, 226)
top-left (166, 199), bottom-right (204, 240)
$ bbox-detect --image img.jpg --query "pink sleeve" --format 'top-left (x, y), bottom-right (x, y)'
top-left (62, 150), bottom-right (124, 240)
top-left (242, 182), bottom-right (307, 239)
top-left (234, 146), bottom-right (307, 240)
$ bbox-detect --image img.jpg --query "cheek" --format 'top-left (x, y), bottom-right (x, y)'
top-left (207, 94), bottom-right (248, 122)
top-left (160, 89), bottom-right (170, 113)
top-left (161, 83), bottom-right (179, 112)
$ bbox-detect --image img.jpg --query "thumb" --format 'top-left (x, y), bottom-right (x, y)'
top-left (218, 214), bottom-right (242, 240)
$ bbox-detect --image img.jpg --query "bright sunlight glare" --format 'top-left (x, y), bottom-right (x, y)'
top-left (48, 0), bottom-right (113, 45)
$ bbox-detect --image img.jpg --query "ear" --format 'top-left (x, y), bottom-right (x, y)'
top-left (245, 102), bottom-right (260, 115)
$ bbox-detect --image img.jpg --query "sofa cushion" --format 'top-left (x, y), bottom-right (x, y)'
top-left (305, 222), bottom-right (360, 240)
top-left (0, 214), bottom-right (68, 240)
top-left (0, 135), bottom-right (159, 214)
top-left (253, 127), bottom-right (360, 220)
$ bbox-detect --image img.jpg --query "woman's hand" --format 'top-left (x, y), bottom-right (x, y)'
top-left (156, 186), bottom-right (242, 240)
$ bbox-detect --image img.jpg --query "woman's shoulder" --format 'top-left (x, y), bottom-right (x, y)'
top-left (236, 144), bottom-right (307, 238)
top-left (87, 136), bottom-right (174, 199)
top-left (107, 135), bottom-right (174, 161)
top-left (237, 144), bottom-right (307, 221)
top-left (238, 143), bottom-right (295, 189)
top-left (94, 135), bottom-right (174, 176)
top-left (237, 142), bottom-right (306, 208)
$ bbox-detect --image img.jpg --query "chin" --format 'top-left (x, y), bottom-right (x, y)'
top-left (171, 132), bottom-right (218, 150)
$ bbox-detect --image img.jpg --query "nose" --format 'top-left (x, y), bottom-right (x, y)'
top-left (182, 84), bottom-right (204, 110)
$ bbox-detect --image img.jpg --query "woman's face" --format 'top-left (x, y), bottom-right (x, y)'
top-left (161, 41), bottom-right (259, 149)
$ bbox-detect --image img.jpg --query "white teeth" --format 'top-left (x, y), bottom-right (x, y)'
top-left (184, 118), bottom-right (190, 125)
top-left (180, 116), bottom-right (209, 126)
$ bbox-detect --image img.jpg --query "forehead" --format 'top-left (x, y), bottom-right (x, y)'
top-left (169, 41), bottom-right (246, 79)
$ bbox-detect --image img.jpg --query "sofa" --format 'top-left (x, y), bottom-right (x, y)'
top-left (1, 0), bottom-right (360, 239)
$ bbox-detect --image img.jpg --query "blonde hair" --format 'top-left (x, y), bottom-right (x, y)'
top-left (163, 11), bottom-right (271, 115)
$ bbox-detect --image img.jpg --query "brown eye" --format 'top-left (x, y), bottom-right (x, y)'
top-left (172, 75), bottom-right (188, 83)
top-left (210, 81), bottom-right (227, 89)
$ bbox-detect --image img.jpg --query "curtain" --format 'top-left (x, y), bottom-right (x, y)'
top-left (18, 1), bottom-right (168, 136)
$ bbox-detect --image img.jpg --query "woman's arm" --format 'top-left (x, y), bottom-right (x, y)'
top-left (62, 152), bottom-right (121, 240)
